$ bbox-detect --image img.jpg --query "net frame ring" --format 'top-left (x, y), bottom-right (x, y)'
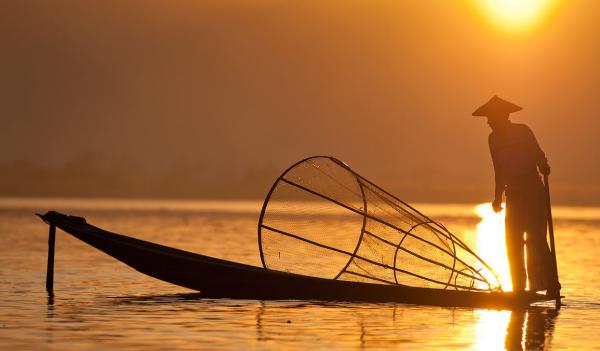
top-left (392, 221), bottom-right (458, 289)
top-left (257, 155), bottom-right (365, 273)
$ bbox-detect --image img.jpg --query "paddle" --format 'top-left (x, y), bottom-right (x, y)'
top-left (46, 224), bottom-right (56, 296)
top-left (36, 213), bottom-right (56, 296)
top-left (543, 174), bottom-right (560, 304)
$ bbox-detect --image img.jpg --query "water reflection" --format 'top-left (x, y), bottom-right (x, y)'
top-left (475, 307), bottom-right (558, 351)
top-left (475, 309), bottom-right (512, 350)
top-left (46, 295), bottom-right (55, 347)
top-left (34, 289), bottom-right (563, 350)
top-left (256, 302), bottom-right (559, 350)
top-left (255, 301), bottom-right (267, 342)
top-left (473, 202), bottom-right (559, 350)
top-left (505, 308), bottom-right (558, 351)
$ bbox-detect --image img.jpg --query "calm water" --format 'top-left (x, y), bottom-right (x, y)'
top-left (0, 198), bottom-right (599, 350)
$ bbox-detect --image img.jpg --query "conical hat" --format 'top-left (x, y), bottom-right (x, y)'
top-left (472, 95), bottom-right (523, 117)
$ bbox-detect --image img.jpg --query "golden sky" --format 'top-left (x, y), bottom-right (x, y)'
top-left (1, 0), bottom-right (598, 204)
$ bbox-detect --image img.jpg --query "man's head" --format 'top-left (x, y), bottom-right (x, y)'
top-left (472, 95), bottom-right (522, 132)
top-left (486, 114), bottom-right (510, 132)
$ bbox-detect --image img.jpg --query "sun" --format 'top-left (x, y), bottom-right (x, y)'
top-left (474, 0), bottom-right (559, 32)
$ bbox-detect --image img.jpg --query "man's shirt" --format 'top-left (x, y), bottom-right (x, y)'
top-left (488, 122), bottom-right (547, 187)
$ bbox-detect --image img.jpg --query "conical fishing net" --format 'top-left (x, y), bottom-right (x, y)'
top-left (258, 156), bottom-right (502, 292)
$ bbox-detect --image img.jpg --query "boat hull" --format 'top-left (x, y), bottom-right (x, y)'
top-left (39, 211), bottom-right (552, 308)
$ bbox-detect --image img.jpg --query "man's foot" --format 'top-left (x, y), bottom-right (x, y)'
top-left (546, 282), bottom-right (562, 298)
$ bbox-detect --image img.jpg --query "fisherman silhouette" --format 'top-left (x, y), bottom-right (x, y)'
top-left (473, 96), bottom-right (561, 296)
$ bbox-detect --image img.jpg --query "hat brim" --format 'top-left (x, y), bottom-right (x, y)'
top-left (472, 96), bottom-right (523, 117)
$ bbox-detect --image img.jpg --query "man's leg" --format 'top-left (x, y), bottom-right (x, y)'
top-left (525, 216), bottom-right (550, 292)
top-left (505, 213), bottom-right (526, 292)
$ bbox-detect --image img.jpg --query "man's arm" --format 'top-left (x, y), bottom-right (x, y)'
top-left (525, 126), bottom-right (550, 175)
top-left (489, 135), bottom-right (505, 212)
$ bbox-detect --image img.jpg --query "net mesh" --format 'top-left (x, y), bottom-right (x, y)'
top-left (258, 156), bottom-right (502, 292)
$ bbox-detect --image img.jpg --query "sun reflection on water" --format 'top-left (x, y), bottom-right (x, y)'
top-left (471, 204), bottom-right (515, 349)
top-left (474, 203), bottom-right (512, 291)
top-left (474, 310), bottom-right (513, 351)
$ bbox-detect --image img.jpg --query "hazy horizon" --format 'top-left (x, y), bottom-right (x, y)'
top-left (2, 1), bottom-right (599, 205)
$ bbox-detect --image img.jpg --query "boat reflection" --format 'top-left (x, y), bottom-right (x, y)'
top-left (56, 293), bottom-right (559, 350)
top-left (256, 301), bottom-right (560, 349)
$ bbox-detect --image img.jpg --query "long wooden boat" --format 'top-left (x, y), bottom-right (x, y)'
top-left (38, 211), bottom-right (553, 308)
